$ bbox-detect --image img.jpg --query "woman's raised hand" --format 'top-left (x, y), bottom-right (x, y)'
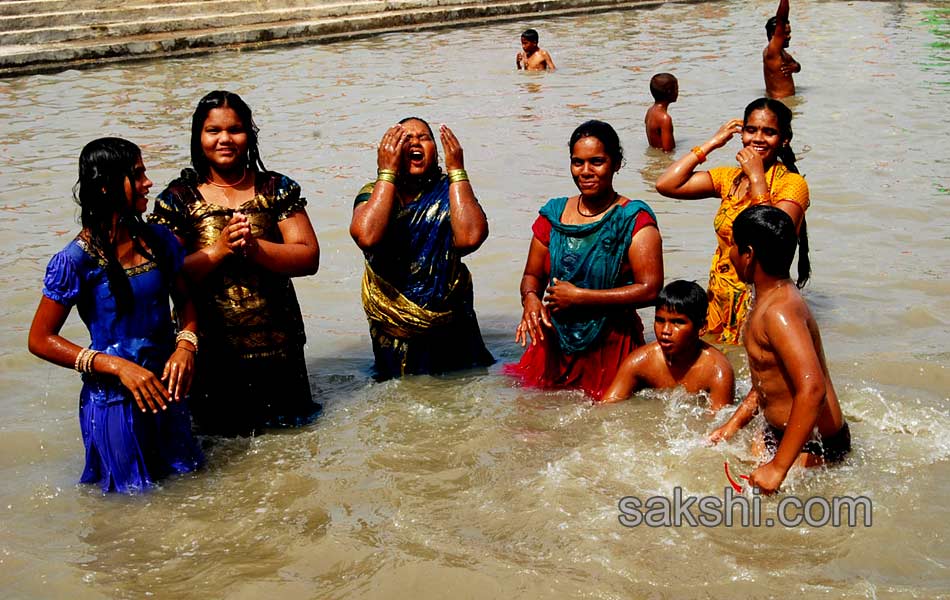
top-left (440, 124), bottom-right (465, 171)
top-left (377, 124), bottom-right (409, 172)
top-left (708, 118), bottom-right (744, 150)
top-left (735, 146), bottom-right (765, 180)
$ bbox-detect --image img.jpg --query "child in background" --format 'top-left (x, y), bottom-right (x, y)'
top-left (517, 28), bottom-right (556, 71)
top-left (645, 73), bottom-right (678, 151)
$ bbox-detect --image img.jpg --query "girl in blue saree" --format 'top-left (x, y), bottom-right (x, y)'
top-left (350, 118), bottom-right (494, 379)
top-left (28, 138), bottom-right (202, 493)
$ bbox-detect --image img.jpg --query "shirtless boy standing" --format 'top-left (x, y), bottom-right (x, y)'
top-left (602, 280), bottom-right (734, 409)
top-left (516, 29), bottom-right (556, 71)
top-left (763, 0), bottom-right (801, 98)
top-left (709, 206), bottom-right (850, 494)
top-left (644, 73), bottom-right (678, 152)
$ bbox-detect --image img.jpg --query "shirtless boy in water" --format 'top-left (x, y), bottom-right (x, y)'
top-left (602, 280), bottom-right (734, 409)
top-left (763, 0), bottom-right (801, 98)
top-left (644, 73), bottom-right (678, 152)
top-left (516, 29), bottom-right (556, 71)
top-left (709, 206), bottom-right (850, 494)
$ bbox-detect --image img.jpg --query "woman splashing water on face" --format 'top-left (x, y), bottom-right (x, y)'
top-left (655, 98), bottom-right (810, 344)
top-left (350, 118), bottom-right (494, 379)
top-left (151, 91), bottom-right (322, 436)
top-left (506, 120), bottom-right (664, 400)
top-left (28, 138), bottom-right (203, 493)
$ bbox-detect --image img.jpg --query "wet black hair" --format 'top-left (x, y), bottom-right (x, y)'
top-left (766, 16), bottom-right (779, 40)
top-left (649, 73), bottom-right (678, 102)
top-left (569, 120), bottom-right (624, 169)
top-left (189, 90), bottom-right (265, 181)
top-left (75, 137), bottom-right (171, 314)
top-left (656, 280), bottom-right (708, 330)
top-left (521, 29), bottom-right (539, 43)
top-left (732, 205), bottom-right (798, 282)
top-left (743, 97), bottom-right (810, 287)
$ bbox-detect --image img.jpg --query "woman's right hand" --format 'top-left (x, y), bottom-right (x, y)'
top-left (115, 357), bottom-right (171, 413)
top-left (515, 292), bottom-right (552, 347)
top-left (708, 118), bottom-right (744, 150)
top-left (377, 124), bottom-right (409, 172)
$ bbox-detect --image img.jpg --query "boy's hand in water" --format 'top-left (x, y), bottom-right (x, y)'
top-left (747, 460), bottom-right (786, 495)
top-left (708, 422), bottom-right (738, 444)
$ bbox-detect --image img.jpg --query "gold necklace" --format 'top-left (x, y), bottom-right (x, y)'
top-left (205, 169), bottom-right (248, 189)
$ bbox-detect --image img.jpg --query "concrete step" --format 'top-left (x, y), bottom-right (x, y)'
top-left (0, 0), bottom-right (672, 77)
top-left (0, 1), bottom-right (389, 44)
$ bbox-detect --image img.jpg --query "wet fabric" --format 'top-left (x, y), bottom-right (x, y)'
top-left (706, 163), bottom-right (809, 344)
top-left (763, 421), bottom-right (851, 463)
top-left (42, 225), bottom-right (203, 493)
top-left (150, 170), bottom-right (320, 435)
top-left (354, 175), bottom-right (494, 380)
top-left (505, 197), bottom-right (657, 400)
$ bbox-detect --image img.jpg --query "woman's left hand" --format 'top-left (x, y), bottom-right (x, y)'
top-left (440, 124), bottom-right (465, 171)
top-left (544, 278), bottom-right (582, 313)
top-left (735, 147), bottom-right (765, 181)
top-left (162, 347), bottom-right (195, 401)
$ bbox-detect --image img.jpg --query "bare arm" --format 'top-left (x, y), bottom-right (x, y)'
top-left (28, 297), bottom-right (171, 413)
top-left (515, 236), bottom-right (553, 347)
top-left (243, 210), bottom-right (320, 277)
top-left (350, 125), bottom-right (409, 250)
top-left (441, 124), bottom-right (488, 254)
top-left (600, 346), bottom-right (651, 403)
top-left (709, 387), bottom-right (760, 442)
top-left (655, 119), bottom-right (743, 198)
top-left (542, 50), bottom-right (556, 70)
top-left (544, 224), bottom-right (663, 311)
top-left (767, 0), bottom-right (791, 59)
top-left (659, 114), bottom-right (675, 153)
top-left (162, 273), bottom-right (198, 401)
top-left (706, 355), bottom-right (736, 411)
top-left (749, 303), bottom-right (826, 493)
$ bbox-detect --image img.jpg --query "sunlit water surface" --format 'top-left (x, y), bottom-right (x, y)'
top-left (1, 1), bottom-right (948, 598)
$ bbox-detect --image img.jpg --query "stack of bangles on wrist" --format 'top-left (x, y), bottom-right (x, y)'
top-left (448, 169), bottom-right (469, 184)
top-left (376, 169), bottom-right (397, 185)
top-left (690, 146), bottom-right (707, 163)
top-left (176, 330), bottom-right (199, 353)
top-left (74, 348), bottom-right (100, 374)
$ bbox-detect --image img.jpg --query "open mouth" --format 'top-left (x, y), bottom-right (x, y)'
top-left (408, 149), bottom-right (425, 163)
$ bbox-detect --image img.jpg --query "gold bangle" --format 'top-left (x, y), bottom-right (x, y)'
top-left (376, 172), bottom-right (397, 185)
top-left (691, 146), bottom-right (707, 163)
top-left (751, 193), bottom-right (772, 204)
top-left (520, 289), bottom-right (539, 306)
top-left (176, 330), bottom-right (199, 353)
top-left (74, 348), bottom-right (88, 373)
top-left (80, 349), bottom-right (99, 374)
top-left (448, 169), bottom-right (469, 184)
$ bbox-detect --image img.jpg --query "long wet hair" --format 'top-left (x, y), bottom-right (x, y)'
top-left (568, 119), bottom-right (624, 169)
top-left (743, 97), bottom-right (810, 288)
top-left (75, 137), bottom-right (171, 314)
top-left (187, 90), bottom-right (266, 183)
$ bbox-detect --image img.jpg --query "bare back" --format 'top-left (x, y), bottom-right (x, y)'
top-left (744, 282), bottom-right (843, 435)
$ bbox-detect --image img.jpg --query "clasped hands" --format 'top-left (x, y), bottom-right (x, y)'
top-left (515, 278), bottom-right (582, 347)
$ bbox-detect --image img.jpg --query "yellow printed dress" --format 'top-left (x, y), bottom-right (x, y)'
top-left (706, 163), bottom-right (809, 344)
